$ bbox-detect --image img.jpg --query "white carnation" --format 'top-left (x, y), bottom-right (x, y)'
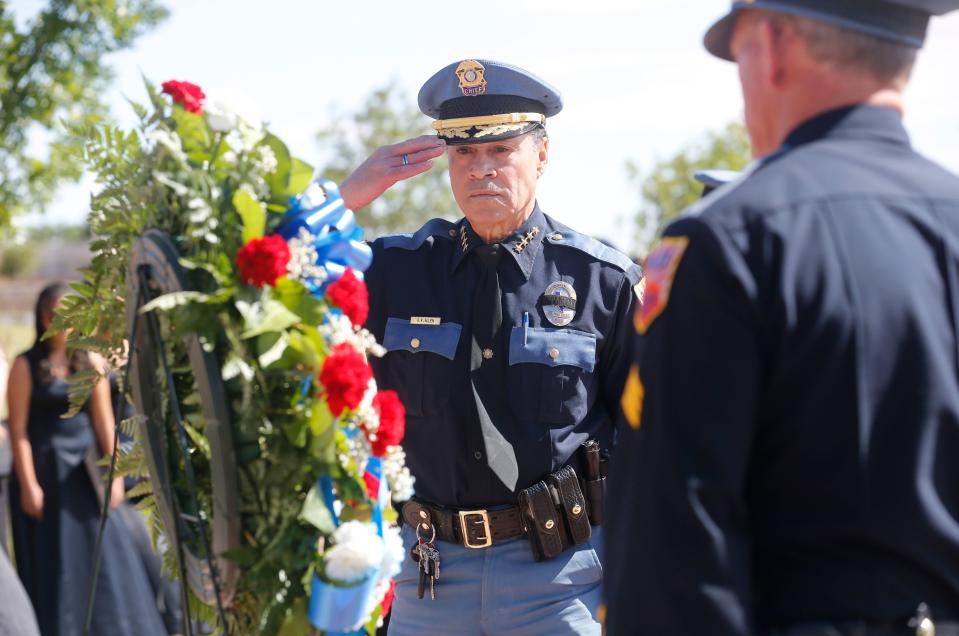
top-left (205, 101), bottom-right (238, 133)
top-left (323, 521), bottom-right (385, 583)
top-left (379, 525), bottom-right (404, 580)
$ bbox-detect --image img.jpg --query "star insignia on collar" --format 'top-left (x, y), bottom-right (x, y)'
top-left (513, 227), bottom-right (540, 254)
top-left (459, 225), bottom-right (470, 253)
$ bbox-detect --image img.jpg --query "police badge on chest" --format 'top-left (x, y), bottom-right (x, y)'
top-left (542, 281), bottom-right (577, 326)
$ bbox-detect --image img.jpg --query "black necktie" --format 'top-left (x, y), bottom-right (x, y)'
top-left (470, 244), bottom-right (519, 492)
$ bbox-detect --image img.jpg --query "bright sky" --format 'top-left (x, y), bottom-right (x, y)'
top-left (14, 0), bottom-right (959, 253)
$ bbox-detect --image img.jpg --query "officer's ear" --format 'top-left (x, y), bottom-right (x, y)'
top-left (537, 135), bottom-right (549, 177)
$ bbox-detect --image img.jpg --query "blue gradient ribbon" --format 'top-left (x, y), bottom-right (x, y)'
top-left (276, 179), bottom-right (373, 295)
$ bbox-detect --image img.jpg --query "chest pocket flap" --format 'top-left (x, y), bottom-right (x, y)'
top-left (508, 327), bottom-right (596, 372)
top-left (383, 317), bottom-right (462, 360)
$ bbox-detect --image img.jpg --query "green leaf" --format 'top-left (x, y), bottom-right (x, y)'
top-left (233, 188), bottom-right (266, 243)
top-left (282, 419), bottom-right (309, 448)
top-left (272, 276), bottom-right (306, 311)
top-left (309, 400), bottom-right (333, 437)
top-left (299, 484), bottom-right (335, 534)
top-left (139, 288), bottom-right (234, 313)
top-left (276, 598), bottom-right (311, 636)
top-left (239, 299), bottom-right (301, 339)
top-left (285, 330), bottom-right (321, 370)
top-left (284, 158), bottom-right (315, 198)
top-left (171, 108), bottom-right (211, 155)
top-left (257, 331), bottom-right (289, 369)
top-left (260, 133), bottom-right (291, 195)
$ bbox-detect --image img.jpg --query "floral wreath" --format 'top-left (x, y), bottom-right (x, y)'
top-left (57, 79), bottom-right (411, 635)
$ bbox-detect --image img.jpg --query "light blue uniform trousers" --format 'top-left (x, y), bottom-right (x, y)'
top-left (388, 524), bottom-right (604, 636)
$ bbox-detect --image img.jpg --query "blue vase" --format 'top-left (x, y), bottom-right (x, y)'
top-left (308, 571), bottom-right (379, 634)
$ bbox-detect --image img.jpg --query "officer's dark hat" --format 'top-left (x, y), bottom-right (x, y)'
top-left (704, 0), bottom-right (959, 61)
top-left (694, 169), bottom-right (741, 197)
top-left (418, 59), bottom-right (563, 145)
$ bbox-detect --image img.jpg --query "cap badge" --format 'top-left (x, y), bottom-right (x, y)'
top-left (456, 60), bottom-right (487, 97)
top-left (542, 281), bottom-right (577, 327)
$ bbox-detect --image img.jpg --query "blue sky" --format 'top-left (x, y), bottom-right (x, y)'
top-left (13, 0), bottom-right (959, 252)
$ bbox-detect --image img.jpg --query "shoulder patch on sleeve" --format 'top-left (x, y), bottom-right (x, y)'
top-left (635, 237), bottom-right (688, 334)
top-left (381, 218), bottom-right (457, 251)
top-left (545, 231), bottom-right (642, 283)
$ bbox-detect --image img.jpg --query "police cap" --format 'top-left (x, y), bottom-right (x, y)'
top-left (694, 169), bottom-right (741, 197)
top-left (704, 0), bottom-right (959, 61)
top-left (418, 59), bottom-right (563, 145)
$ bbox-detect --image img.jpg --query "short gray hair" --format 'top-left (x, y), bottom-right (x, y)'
top-left (766, 12), bottom-right (918, 85)
top-left (529, 126), bottom-right (548, 146)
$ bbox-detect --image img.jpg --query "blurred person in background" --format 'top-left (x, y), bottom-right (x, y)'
top-left (6, 282), bottom-right (168, 636)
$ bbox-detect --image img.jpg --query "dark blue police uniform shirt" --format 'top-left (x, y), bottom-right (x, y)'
top-left (365, 204), bottom-right (641, 508)
top-left (605, 105), bottom-right (959, 635)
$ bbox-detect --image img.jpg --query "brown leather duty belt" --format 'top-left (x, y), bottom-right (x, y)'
top-left (402, 499), bottom-right (526, 549)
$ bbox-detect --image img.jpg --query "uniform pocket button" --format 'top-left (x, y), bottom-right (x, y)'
top-left (410, 338), bottom-right (421, 349)
top-left (548, 347), bottom-right (560, 360)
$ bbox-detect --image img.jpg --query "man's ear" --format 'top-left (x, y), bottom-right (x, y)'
top-left (537, 136), bottom-right (549, 177)
top-left (759, 17), bottom-right (791, 88)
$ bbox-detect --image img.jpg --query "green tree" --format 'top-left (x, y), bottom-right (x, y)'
top-left (0, 0), bottom-right (168, 228)
top-left (316, 81), bottom-right (458, 238)
top-left (629, 120), bottom-right (751, 253)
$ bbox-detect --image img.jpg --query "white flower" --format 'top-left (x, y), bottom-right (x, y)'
top-left (286, 227), bottom-right (328, 284)
top-left (384, 445), bottom-right (415, 502)
top-left (379, 525), bottom-right (404, 581)
top-left (319, 313), bottom-right (385, 358)
top-left (146, 129), bottom-right (188, 163)
top-left (298, 181), bottom-right (327, 211)
top-left (205, 101), bottom-right (238, 133)
top-left (256, 143), bottom-right (279, 175)
top-left (324, 521), bottom-right (384, 583)
top-left (355, 378), bottom-right (380, 437)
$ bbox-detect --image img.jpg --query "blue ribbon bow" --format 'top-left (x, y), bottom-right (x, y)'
top-left (276, 179), bottom-right (373, 295)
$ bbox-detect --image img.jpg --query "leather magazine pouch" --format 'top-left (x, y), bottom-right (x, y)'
top-left (548, 465), bottom-right (592, 546)
top-left (583, 476), bottom-right (605, 526)
top-left (518, 480), bottom-right (567, 561)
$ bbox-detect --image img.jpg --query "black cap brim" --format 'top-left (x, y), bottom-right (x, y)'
top-left (703, 9), bottom-right (740, 61)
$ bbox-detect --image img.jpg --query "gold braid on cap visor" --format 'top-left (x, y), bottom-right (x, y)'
top-left (432, 112), bottom-right (546, 140)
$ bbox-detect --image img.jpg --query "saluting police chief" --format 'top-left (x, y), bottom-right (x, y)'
top-left (339, 60), bottom-right (641, 636)
top-left (606, 1), bottom-right (959, 635)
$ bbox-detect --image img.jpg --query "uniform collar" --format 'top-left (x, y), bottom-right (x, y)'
top-left (449, 204), bottom-right (547, 280)
top-left (779, 104), bottom-right (910, 154)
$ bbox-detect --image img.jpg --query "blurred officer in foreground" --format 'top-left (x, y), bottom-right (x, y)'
top-left (340, 60), bottom-right (641, 635)
top-left (606, 2), bottom-right (959, 635)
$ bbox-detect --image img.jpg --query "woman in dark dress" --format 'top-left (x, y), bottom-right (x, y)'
top-left (6, 283), bottom-right (168, 636)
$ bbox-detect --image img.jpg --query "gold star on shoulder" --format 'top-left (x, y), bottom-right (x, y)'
top-left (513, 226), bottom-right (540, 254)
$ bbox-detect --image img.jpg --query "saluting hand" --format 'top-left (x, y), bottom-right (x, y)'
top-left (339, 135), bottom-right (446, 211)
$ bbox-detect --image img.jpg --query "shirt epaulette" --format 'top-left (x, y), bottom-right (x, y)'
top-left (544, 230), bottom-right (643, 284)
top-left (381, 218), bottom-right (457, 250)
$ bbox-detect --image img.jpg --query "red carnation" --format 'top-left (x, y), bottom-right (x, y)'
top-left (326, 267), bottom-right (369, 326)
top-left (320, 343), bottom-right (373, 416)
top-left (370, 390), bottom-right (405, 457)
top-left (161, 79), bottom-right (205, 114)
top-left (381, 580), bottom-right (396, 617)
top-left (235, 235), bottom-right (290, 287)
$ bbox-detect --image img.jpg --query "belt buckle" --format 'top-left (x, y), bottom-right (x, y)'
top-left (457, 509), bottom-right (492, 549)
